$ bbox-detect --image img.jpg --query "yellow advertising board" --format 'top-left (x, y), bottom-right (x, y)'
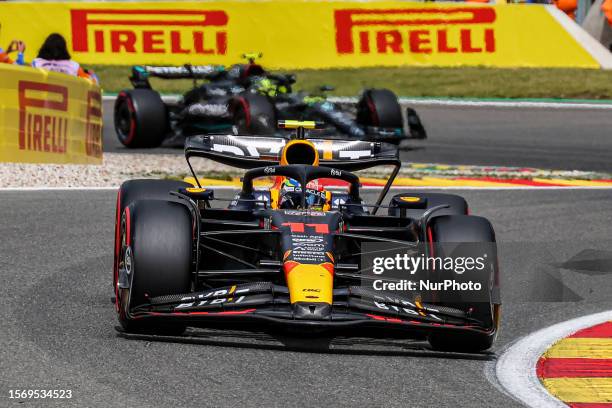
top-left (0, 63), bottom-right (102, 164)
top-left (0, 1), bottom-right (606, 68)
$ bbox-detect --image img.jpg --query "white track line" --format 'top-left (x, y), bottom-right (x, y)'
top-left (101, 95), bottom-right (612, 110)
top-left (494, 310), bottom-right (612, 408)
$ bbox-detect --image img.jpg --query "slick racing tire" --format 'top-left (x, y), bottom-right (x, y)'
top-left (117, 199), bottom-right (193, 334)
top-left (113, 179), bottom-right (192, 324)
top-left (426, 215), bottom-right (500, 353)
top-left (114, 89), bottom-right (167, 148)
top-left (115, 179), bottom-right (192, 217)
top-left (357, 89), bottom-right (403, 129)
top-left (232, 93), bottom-right (276, 135)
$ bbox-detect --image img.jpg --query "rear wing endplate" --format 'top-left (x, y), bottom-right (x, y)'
top-left (130, 65), bottom-right (224, 88)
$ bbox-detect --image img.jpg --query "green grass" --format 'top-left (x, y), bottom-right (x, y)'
top-left (91, 65), bottom-right (612, 100)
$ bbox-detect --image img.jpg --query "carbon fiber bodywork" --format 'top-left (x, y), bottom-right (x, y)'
top-left (115, 135), bottom-right (497, 348)
top-left (119, 197), bottom-right (497, 338)
top-left (130, 282), bottom-right (494, 337)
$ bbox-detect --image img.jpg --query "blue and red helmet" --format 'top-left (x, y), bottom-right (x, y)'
top-left (279, 179), bottom-right (327, 209)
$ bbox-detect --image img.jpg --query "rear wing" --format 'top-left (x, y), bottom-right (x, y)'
top-left (184, 135), bottom-right (401, 213)
top-left (185, 135), bottom-right (399, 170)
top-left (130, 65), bottom-right (224, 88)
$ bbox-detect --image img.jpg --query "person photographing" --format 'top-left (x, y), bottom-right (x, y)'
top-left (0, 39), bottom-right (26, 65)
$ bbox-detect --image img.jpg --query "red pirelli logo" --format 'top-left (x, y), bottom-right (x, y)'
top-left (335, 8), bottom-right (496, 55)
top-left (86, 91), bottom-right (103, 158)
top-left (70, 9), bottom-right (228, 55)
top-left (18, 81), bottom-right (69, 154)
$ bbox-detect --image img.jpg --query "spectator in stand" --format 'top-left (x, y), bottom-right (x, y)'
top-left (0, 40), bottom-right (26, 65)
top-left (554, 0), bottom-right (578, 19)
top-left (32, 33), bottom-right (98, 83)
top-left (603, 0), bottom-right (612, 26)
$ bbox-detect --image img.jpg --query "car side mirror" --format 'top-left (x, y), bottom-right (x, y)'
top-left (178, 187), bottom-right (215, 201)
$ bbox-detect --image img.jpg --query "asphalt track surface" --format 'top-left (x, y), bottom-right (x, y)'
top-left (2, 188), bottom-right (612, 407)
top-left (102, 99), bottom-right (612, 172)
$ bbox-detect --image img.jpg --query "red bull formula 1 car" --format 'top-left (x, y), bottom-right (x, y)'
top-left (113, 122), bottom-right (498, 352)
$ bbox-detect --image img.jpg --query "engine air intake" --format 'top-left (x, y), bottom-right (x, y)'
top-left (280, 140), bottom-right (319, 166)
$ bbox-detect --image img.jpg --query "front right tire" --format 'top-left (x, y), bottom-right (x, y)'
top-left (426, 215), bottom-right (500, 352)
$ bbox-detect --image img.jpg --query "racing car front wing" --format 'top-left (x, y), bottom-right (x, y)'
top-left (127, 282), bottom-right (494, 337)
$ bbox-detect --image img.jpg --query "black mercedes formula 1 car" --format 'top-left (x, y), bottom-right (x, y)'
top-left (113, 58), bottom-right (426, 148)
top-left (113, 123), bottom-right (498, 352)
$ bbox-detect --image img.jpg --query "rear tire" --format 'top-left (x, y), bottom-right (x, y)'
top-left (232, 93), bottom-right (276, 135)
top-left (118, 199), bottom-right (193, 333)
top-left (114, 89), bottom-right (167, 148)
top-left (426, 215), bottom-right (500, 353)
top-left (357, 89), bottom-right (403, 129)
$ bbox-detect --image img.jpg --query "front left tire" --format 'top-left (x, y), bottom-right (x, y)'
top-left (113, 180), bottom-right (192, 302)
top-left (117, 199), bottom-right (193, 333)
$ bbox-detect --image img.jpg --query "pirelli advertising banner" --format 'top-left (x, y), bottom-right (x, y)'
top-left (0, 64), bottom-right (102, 164)
top-left (0, 1), bottom-right (609, 69)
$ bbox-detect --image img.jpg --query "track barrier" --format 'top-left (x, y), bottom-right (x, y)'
top-left (0, 63), bottom-right (102, 164)
top-left (0, 1), bottom-right (611, 69)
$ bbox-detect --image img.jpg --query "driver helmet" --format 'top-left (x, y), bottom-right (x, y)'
top-left (253, 77), bottom-right (278, 97)
top-left (279, 179), bottom-right (328, 210)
